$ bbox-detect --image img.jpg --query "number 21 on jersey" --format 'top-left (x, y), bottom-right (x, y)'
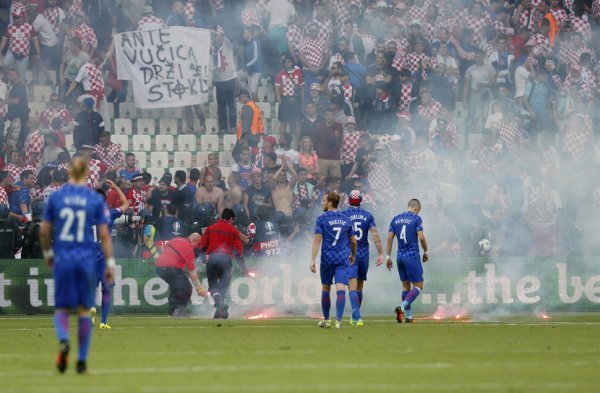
top-left (59, 207), bottom-right (87, 242)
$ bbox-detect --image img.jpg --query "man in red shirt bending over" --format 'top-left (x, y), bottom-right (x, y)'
top-left (155, 232), bottom-right (207, 317)
top-left (198, 208), bottom-right (249, 319)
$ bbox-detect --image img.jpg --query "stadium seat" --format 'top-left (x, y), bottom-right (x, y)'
top-left (120, 102), bottom-right (137, 119)
top-left (205, 118), bottom-right (219, 134)
top-left (111, 134), bottom-right (129, 151)
top-left (131, 151), bottom-right (148, 168)
top-left (258, 86), bottom-right (275, 103)
top-left (196, 152), bottom-right (210, 167)
top-left (114, 118), bottom-right (133, 135)
top-left (164, 107), bottom-right (182, 118)
top-left (454, 117), bottom-right (466, 134)
top-left (159, 118), bottom-right (178, 135)
top-left (222, 135), bottom-right (237, 151)
top-left (270, 118), bottom-right (281, 133)
top-left (155, 135), bottom-right (174, 152)
top-left (150, 152), bottom-right (169, 168)
top-left (136, 118), bottom-right (156, 135)
top-left (219, 151), bottom-right (234, 167)
top-left (64, 134), bottom-right (75, 152)
top-left (274, 102), bottom-right (279, 116)
top-left (146, 167), bottom-right (167, 184)
top-left (126, 89), bottom-right (135, 102)
top-left (457, 133), bottom-right (465, 150)
top-left (200, 135), bottom-right (219, 152)
top-left (25, 70), bottom-right (33, 85)
top-left (139, 108), bottom-right (156, 118)
top-left (257, 102), bottom-right (271, 119)
top-left (173, 152), bottom-right (192, 168)
top-left (29, 102), bottom-right (46, 118)
top-left (177, 134), bottom-right (197, 152)
top-left (132, 134), bottom-right (151, 151)
top-left (219, 166), bottom-right (231, 181)
top-left (34, 86), bottom-right (52, 102)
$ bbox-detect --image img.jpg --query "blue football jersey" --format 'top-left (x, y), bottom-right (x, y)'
top-left (315, 210), bottom-right (355, 265)
top-left (343, 207), bottom-right (376, 251)
top-left (43, 184), bottom-right (108, 249)
top-left (388, 211), bottom-right (423, 257)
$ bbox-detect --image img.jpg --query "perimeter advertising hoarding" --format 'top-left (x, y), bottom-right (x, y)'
top-left (1, 258), bottom-right (599, 315)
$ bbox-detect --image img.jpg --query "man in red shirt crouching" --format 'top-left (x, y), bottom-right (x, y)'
top-left (155, 233), bottom-right (207, 317)
top-left (198, 209), bottom-right (249, 319)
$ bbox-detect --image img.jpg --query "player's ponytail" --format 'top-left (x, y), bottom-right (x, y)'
top-left (69, 157), bottom-right (89, 182)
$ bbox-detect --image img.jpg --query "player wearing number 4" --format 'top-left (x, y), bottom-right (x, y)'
top-left (386, 199), bottom-right (429, 323)
top-left (311, 192), bottom-right (357, 329)
top-left (342, 190), bottom-right (384, 326)
top-left (40, 158), bottom-right (115, 374)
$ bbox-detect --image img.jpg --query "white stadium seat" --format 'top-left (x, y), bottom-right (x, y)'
top-left (29, 102), bottom-right (46, 118)
top-left (219, 151), bottom-right (234, 168)
top-left (146, 167), bottom-right (166, 185)
top-left (173, 152), bottom-right (192, 168)
top-left (111, 134), bottom-right (129, 151)
top-left (205, 118), bottom-right (219, 134)
top-left (34, 86), bottom-right (52, 102)
top-left (155, 135), bottom-right (174, 152)
top-left (257, 102), bottom-right (271, 119)
top-left (200, 135), bottom-right (219, 152)
top-left (131, 151), bottom-right (148, 168)
top-left (159, 118), bottom-right (178, 135)
top-left (119, 102), bottom-right (137, 119)
top-left (222, 135), bottom-right (237, 151)
top-left (114, 118), bottom-right (133, 135)
top-left (196, 152), bottom-right (210, 168)
top-left (177, 135), bottom-right (197, 152)
top-left (258, 86), bottom-right (275, 103)
top-left (132, 134), bottom-right (151, 151)
top-left (219, 166), bottom-right (231, 182)
top-left (150, 152), bottom-right (169, 168)
top-left (136, 118), bottom-right (156, 135)
top-left (65, 134), bottom-right (75, 152)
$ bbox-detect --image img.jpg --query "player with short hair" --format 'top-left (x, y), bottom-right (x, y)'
top-left (386, 198), bottom-right (429, 323)
top-left (40, 157), bottom-right (115, 374)
top-left (310, 191), bottom-right (357, 329)
top-left (90, 179), bottom-right (129, 329)
top-left (342, 190), bottom-right (384, 326)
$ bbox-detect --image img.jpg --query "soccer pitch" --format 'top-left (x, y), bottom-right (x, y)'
top-left (1, 315), bottom-right (600, 393)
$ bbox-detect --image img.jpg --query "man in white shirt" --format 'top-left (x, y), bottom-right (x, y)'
top-left (29, 6), bottom-right (60, 85)
top-left (265, 0), bottom-right (296, 54)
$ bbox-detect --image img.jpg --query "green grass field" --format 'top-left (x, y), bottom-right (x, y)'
top-left (1, 315), bottom-right (600, 393)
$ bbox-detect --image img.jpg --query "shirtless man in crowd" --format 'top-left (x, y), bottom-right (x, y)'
top-left (271, 159), bottom-right (296, 233)
top-left (199, 153), bottom-right (223, 188)
top-left (223, 172), bottom-right (249, 220)
top-left (195, 175), bottom-right (224, 215)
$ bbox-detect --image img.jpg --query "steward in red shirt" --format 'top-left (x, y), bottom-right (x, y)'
top-left (155, 233), bottom-right (207, 317)
top-left (198, 208), bottom-right (249, 319)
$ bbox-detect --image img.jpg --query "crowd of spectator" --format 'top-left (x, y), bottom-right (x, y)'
top-left (1, 0), bottom-right (600, 260)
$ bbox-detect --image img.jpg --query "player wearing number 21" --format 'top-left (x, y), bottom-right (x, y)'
top-left (386, 199), bottom-right (429, 323)
top-left (310, 192), bottom-right (357, 329)
top-left (40, 157), bottom-right (116, 374)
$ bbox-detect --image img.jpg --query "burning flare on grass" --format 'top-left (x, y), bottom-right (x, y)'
top-left (247, 308), bottom-right (276, 320)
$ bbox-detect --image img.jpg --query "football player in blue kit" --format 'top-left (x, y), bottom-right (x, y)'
top-left (386, 199), bottom-right (429, 323)
top-left (90, 179), bottom-right (129, 329)
top-left (342, 190), bottom-right (384, 326)
top-left (40, 158), bottom-right (115, 374)
top-left (310, 192), bottom-right (357, 329)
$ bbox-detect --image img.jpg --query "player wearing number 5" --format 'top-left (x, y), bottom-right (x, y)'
top-left (386, 199), bottom-right (429, 323)
top-left (311, 192), bottom-right (357, 329)
top-left (40, 157), bottom-right (116, 374)
top-left (342, 190), bottom-right (384, 326)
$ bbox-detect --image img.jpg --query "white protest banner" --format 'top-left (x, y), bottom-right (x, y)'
top-left (114, 27), bottom-right (211, 109)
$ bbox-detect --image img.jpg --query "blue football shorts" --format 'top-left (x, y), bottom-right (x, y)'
top-left (54, 249), bottom-right (97, 309)
top-left (320, 262), bottom-right (349, 286)
top-left (348, 254), bottom-right (369, 281)
top-left (396, 254), bottom-right (423, 283)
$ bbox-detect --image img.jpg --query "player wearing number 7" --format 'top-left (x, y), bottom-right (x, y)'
top-left (386, 199), bottom-right (429, 323)
top-left (310, 191), bottom-right (357, 329)
top-left (40, 158), bottom-right (116, 374)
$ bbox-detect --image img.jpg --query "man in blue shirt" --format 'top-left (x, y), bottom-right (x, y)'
top-left (90, 179), bottom-right (128, 330)
top-left (8, 169), bottom-right (35, 222)
top-left (40, 157), bottom-right (115, 374)
top-left (311, 192), bottom-right (357, 329)
top-left (386, 199), bottom-right (429, 323)
top-left (342, 190), bottom-right (384, 326)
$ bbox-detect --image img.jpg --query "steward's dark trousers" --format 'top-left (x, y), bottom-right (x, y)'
top-left (206, 254), bottom-right (233, 307)
top-left (156, 267), bottom-right (192, 314)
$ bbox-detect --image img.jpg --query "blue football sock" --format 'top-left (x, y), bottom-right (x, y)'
top-left (78, 316), bottom-right (92, 362)
top-left (349, 290), bottom-right (361, 320)
top-left (336, 290), bottom-right (346, 321)
top-left (101, 290), bottom-right (111, 324)
top-left (54, 311), bottom-right (70, 342)
top-left (357, 290), bottom-right (363, 307)
top-left (402, 287), bottom-right (421, 310)
top-left (402, 290), bottom-right (411, 311)
top-left (321, 291), bottom-right (331, 320)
